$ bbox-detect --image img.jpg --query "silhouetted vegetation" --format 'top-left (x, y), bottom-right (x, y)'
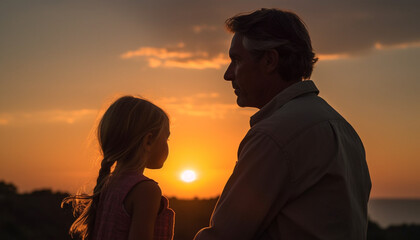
top-left (0, 181), bottom-right (76, 240)
top-left (170, 197), bottom-right (218, 240)
top-left (1, 180), bottom-right (419, 240)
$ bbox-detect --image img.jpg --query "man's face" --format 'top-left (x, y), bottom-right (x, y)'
top-left (224, 33), bottom-right (266, 108)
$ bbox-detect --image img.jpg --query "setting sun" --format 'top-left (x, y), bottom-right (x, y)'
top-left (180, 170), bottom-right (197, 183)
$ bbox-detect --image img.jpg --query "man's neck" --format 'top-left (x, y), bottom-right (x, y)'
top-left (256, 79), bottom-right (301, 109)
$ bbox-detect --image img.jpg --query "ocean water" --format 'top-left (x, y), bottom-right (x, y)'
top-left (368, 199), bottom-right (420, 228)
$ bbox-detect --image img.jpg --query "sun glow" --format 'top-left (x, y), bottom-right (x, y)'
top-left (180, 170), bottom-right (197, 183)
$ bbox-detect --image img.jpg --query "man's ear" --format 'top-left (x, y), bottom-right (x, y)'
top-left (262, 49), bottom-right (279, 74)
top-left (142, 132), bottom-right (154, 152)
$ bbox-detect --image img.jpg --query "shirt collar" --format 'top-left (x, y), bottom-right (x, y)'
top-left (250, 80), bottom-right (319, 127)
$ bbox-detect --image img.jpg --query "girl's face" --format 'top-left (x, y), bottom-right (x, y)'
top-left (146, 124), bottom-right (170, 169)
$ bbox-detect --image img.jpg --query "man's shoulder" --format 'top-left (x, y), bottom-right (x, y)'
top-left (250, 95), bottom-right (345, 146)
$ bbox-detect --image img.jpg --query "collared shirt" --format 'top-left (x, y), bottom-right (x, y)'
top-left (194, 80), bottom-right (371, 240)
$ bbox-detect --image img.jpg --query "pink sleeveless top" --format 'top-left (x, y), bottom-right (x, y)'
top-left (92, 173), bottom-right (174, 240)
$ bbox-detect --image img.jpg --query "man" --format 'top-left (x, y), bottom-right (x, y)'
top-left (194, 8), bottom-right (371, 240)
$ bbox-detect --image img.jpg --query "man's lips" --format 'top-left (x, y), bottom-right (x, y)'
top-left (232, 83), bottom-right (240, 95)
top-left (234, 88), bottom-right (240, 95)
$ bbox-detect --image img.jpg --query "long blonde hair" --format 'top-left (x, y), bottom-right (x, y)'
top-left (62, 96), bottom-right (169, 240)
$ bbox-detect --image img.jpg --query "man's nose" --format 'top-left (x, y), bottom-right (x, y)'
top-left (224, 63), bottom-right (233, 81)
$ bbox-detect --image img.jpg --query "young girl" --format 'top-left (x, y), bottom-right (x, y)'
top-left (63, 96), bottom-right (174, 240)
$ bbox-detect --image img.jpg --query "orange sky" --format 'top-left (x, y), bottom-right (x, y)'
top-left (0, 0), bottom-right (419, 199)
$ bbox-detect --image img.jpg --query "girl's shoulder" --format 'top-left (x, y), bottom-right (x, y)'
top-left (129, 180), bottom-right (162, 200)
top-left (104, 172), bottom-right (158, 203)
top-left (124, 178), bottom-right (162, 216)
top-left (108, 172), bottom-right (155, 188)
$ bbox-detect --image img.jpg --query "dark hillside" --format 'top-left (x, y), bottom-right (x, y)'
top-left (1, 181), bottom-right (419, 240)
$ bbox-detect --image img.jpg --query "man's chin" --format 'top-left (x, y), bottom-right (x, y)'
top-left (236, 97), bottom-right (259, 108)
top-left (236, 98), bottom-right (248, 108)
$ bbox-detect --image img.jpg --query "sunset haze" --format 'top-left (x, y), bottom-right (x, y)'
top-left (0, 0), bottom-right (419, 199)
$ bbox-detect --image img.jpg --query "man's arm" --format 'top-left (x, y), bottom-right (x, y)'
top-left (195, 131), bottom-right (291, 240)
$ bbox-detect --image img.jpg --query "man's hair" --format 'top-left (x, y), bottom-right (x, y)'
top-left (225, 8), bottom-right (318, 81)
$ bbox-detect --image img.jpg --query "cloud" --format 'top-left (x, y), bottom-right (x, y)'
top-left (156, 93), bottom-right (253, 119)
top-left (317, 53), bottom-right (350, 61)
top-left (4, 0), bottom-right (419, 66)
top-left (374, 41), bottom-right (420, 51)
top-left (317, 40), bottom-right (420, 61)
top-left (120, 46), bottom-right (198, 60)
top-left (114, 0), bottom-right (420, 64)
top-left (304, 0), bottom-right (420, 56)
top-left (0, 95), bottom-right (250, 126)
top-left (170, 103), bottom-right (237, 119)
top-left (192, 24), bottom-right (218, 34)
top-left (0, 115), bottom-right (12, 125)
top-left (133, 0), bottom-right (420, 58)
top-left (121, 45), bottom-right (229, 70)
top-left (0, 109), bottom-right (97, 126)
top-left (162, 53), bottom-right (229, 70)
